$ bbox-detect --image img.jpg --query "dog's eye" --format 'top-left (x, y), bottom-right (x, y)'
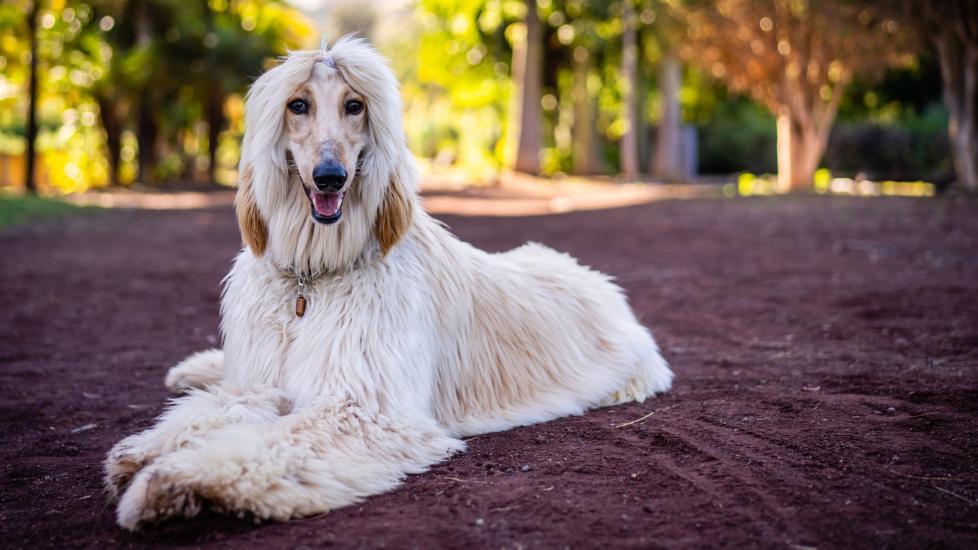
top-left (287, 99), bottom-right (309, 115)
top-left (344, 99), bottom-right (364, 115)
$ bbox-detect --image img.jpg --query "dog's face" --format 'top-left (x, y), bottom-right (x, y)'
top-left (236, 39), bottom-right (416, 269)
top-left (284, 62), bottom-right (368, 225)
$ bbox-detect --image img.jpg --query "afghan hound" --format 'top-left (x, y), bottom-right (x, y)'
top-left (105, 36), bottom-right (673, 530)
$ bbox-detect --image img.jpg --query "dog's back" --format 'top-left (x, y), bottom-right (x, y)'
top-left (417, 223), bottom-right (673, 437)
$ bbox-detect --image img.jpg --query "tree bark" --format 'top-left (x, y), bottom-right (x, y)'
top-left (206, 88), bottom-right (226, 183)
top-left (571, 47), bottom-right (600, 175)
top-left (776, 110), bottom-right (824, 192)
top-left (775, 66), bottom-right (846, 192)
top-left (620, 0), bottom-right (639, 179)
top-left (506, 0), bottom-right (542, 175)
top-left (776, 110), bottom-right (796, 191)
top-left (133, 0), bottom-right (161, 185)
top-left (24, 0), bottom-right (40, 194)
top-left (653, 53), bottom-right (683, 181)
top-left (96, 95), bottom-right (123, 186)
top-left (136, 99), bottom-right (158, 185)
top-left (909, 0), bottom-right (978, 192)
top-left (934, 33), bottom-right (978, 192)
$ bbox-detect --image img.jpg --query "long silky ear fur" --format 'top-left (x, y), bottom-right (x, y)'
top-left (235, 166), bottom-right (268, 256)
top-left (375, 170), bottom-right (414, 256)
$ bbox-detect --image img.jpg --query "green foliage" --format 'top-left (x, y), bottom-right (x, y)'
top-left (825, 103), bottom-right (951, 181)
top-left (839, 55), bottom-right (944, 122)
top-left (0, 0), bottom-right (314, 192)
top-left (0, 0), bottom-right (952, 189)
top-left (698, 84), bottom-right (949, 180)
top-left (403, 0), bottom-right (524, 176)
top-left (698, 97), bottom-right (777, 175)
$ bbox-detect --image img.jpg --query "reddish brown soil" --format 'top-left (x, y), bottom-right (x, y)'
top-left (1, 195), bottom-right (977, 548)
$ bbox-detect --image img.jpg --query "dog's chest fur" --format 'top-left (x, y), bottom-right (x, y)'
top-left (218, 247), bottom-right (439, 409)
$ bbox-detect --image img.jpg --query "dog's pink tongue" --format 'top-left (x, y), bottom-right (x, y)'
top-left (311, 191), bottom-right (342, 216)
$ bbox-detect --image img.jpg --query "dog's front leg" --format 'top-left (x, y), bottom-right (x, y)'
top-left (104, 384), bottom-right (290, 499)
top-left (114, 396), bottom-right (464, 530)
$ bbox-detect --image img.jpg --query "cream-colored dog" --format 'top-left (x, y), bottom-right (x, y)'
top-left (105, 37), bottom-right (672, 530)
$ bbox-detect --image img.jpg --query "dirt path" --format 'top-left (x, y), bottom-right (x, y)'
top-left (1, 196), bottom-right (976, 548)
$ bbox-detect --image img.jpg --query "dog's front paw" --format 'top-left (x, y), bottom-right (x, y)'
top-left (115, 465), bottom-right (203, 530)
top-left (104, 437), bottom-right (158, 499)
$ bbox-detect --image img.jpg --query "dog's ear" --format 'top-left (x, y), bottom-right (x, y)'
top-left (374, 170), bottom-right (414, 256)
top-left (234, 166), bottom-right (268, 256)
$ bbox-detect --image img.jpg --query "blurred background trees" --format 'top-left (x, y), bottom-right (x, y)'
top-left (0, 0), bottom-right (971, 194)
top-left (886, 0), bottom-right (977, 191)
top-left (677, 0), bottom-right (907, 192)
top-left (1, 0), bottom-right (313, 191)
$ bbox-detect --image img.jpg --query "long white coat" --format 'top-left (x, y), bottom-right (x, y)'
top-left (105, 38), bottom-right (672, 530)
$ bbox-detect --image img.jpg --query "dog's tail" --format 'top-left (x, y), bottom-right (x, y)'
top-left (164, 349), bottom-right (224, 393)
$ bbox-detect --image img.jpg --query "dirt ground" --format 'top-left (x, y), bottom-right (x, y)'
top-left (1, 194), bottom-right (977, 548)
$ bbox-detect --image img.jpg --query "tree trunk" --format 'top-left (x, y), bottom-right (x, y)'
top-left (934, 34), bottom-right (978, 192)
top-left (949, 114), bottom-right (978, 192)
top-left (178, 127), bottom-right (197, 181)
top-left (571, 47), bottom-right (600, 175)
top-left (620, 0), bottom-right (639, 179)
top-left (775, 73), bottom-right (844, 192)
top-left (136, 99), bottom-right (158, 185)
top-left (133, 0), bottom-right (158, 185)
top-left (776, 110), bottom-right (823, 192)
top-left (96, 95), bottom-right (123, 186)
top-left (653, 53), bottom-right (683, 181)
top-left (24, 0), bottom-right (40, 194)
top-left (206, 88), bottom-right (226, 183)
top-left (506, 0), bottom-right (542, 175)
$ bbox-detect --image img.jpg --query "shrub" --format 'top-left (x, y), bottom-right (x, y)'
top-left (824, 104), bottom-right (951, 182)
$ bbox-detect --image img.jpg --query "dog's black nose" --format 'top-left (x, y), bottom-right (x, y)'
top-left (313, 161), bottom-right (347, 192)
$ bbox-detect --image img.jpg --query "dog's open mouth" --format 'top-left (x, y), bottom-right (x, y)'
top-left (309, 190), bottom-right (344, 224)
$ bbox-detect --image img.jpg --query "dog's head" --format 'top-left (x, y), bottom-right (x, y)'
top-left (236, 37), bottom-right (416, 273)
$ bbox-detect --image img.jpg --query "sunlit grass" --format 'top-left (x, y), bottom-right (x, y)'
top-left (0, 192), bottom-right (100, 228)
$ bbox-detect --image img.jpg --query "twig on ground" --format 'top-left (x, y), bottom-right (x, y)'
top-left (906, 412), bottom-right (943, 418)
top-left (933, 486), bottom-right (977, 506)
top-left (615, 404), bottom-right (679, 428)
top-left (886, 468), bottom-right (958, 481)
top-left (490, 504), bottom-right (521, 512)
top-left (444, 476), bottom-right (490, 484)
top-left (70, 423), bottom-right (97, 433)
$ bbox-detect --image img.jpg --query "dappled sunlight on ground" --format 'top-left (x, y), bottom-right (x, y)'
top-left (422, 178), bottom-right (721, 217)
top-left (57, 178), bottom-right (723, 216)
top-left (55, 172), bottom-right (942, 218)
top-left (64, 190), bottom-right (237, 210)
